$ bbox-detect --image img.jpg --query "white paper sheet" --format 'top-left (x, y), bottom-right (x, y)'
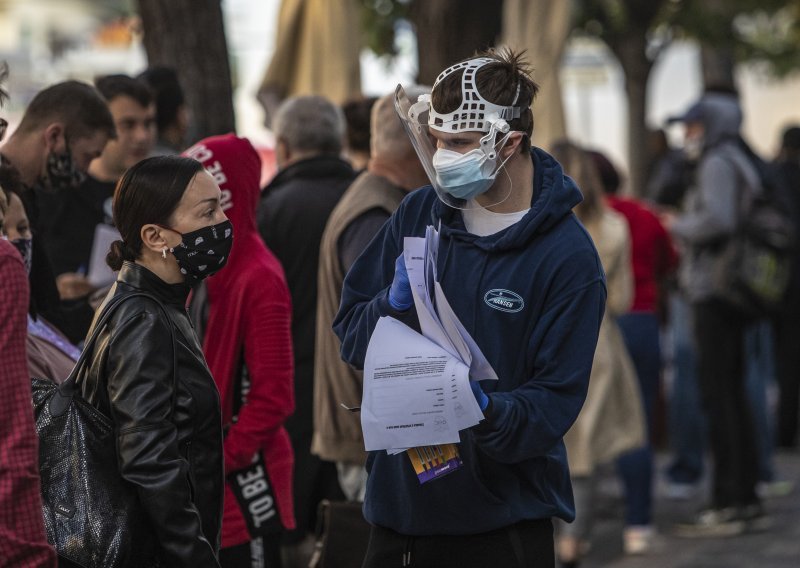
top-left (361, 317), bottom-right (462, 451)
top-left (433, 281), bottom-right (499, 382)
top-left (88, 224), bottom-right (121, 287)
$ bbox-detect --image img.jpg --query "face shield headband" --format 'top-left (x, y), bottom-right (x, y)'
top-left (396, 58), bottom-right (526, 209)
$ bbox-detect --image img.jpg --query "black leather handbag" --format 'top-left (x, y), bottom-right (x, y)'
top-left (31, 292), bottom-right (176, 568)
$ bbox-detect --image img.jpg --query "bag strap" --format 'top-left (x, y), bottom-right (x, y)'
top-left (51, 292), bottom-right (178, 417)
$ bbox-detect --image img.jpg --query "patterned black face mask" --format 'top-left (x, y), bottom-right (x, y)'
top-left (168, 220), bottom-right (233, 281)
top-left (45, 146), bottom-right (85, 191)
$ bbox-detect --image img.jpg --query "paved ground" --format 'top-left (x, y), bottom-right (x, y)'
top-left (581, 450), bottom-right (800, 567)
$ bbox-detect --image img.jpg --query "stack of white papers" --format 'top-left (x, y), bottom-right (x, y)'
top-left (361, 226), bottom-right (498, 453)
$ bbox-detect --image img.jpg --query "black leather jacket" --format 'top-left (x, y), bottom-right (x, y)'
top-left (79, 262), bottom-right (223, 567)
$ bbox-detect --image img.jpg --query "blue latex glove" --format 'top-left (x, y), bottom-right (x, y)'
top-left (388, 254), bottom-right (413, 311)
top-left (471, 380), bottom-right (489, 411)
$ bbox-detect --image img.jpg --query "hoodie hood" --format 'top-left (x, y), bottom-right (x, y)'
top-left (673, 93), bottom-right (743, 149)
top-left (183, 133), bottom-right (262, 266)
top-left (433, 148), bottom-right (584, 252)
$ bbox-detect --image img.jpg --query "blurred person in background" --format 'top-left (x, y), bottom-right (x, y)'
top-left (772, 125), bottom-right (800, 450)
top-left (185, 134), bottom-right (296, 568)
top-left (43, 74), bottom-right (156, 306)
top-left (0, 80), bottom-right (114, 344)
top-left (645, 128), bottom-right (694, 208)
top-left (341, 96), bottom-right (378, 172)
top-left (313, 87), bottom-right (429, 502)
top-left (0, 177), bottom-right (79, 382)
top-left (257, 95), bottom-right (354, 566)
top-left (667, 92), bottom-right (767, 536)
top-left (552, 141), bottom-right (645, 567)
top-left (138, 66), bottom-right (190, 155)
top-left (589, 149), bottom-right (678, 554)
top-left (0, 63), bottom-right (58, 568)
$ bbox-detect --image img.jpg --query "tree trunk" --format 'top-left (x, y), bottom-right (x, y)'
top-left (410, 0), bottom-right (504, 85)
top-left (611, 35), bottom-right (653, 196)
top-left (136, 0), bottom-right (235, 140)
top-left (700, 45), bottom-right (736, 91)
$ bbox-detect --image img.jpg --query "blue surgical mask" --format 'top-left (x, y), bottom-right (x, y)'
top-left (432, 148), bottom-right (495, 200)
top-left (432, 134), bottom-right (513, 200)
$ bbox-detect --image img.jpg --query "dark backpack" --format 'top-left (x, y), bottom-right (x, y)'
top-left (711, 143), bottom-right (797, 317)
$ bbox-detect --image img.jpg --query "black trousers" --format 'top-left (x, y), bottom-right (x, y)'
top-left (220, 536), bottom-right (282, 568)
top-left (361, 519), bottom-right (554, 568)
top-left (693, 300), bottom-right (759, 508)
top-left (773, 313), bottom-right (800, 448)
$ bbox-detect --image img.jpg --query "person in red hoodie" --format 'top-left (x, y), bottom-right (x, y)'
top-left (589, 149), bottom-right (678, 554)
top-left (184, 134), bottom-right (295, 568)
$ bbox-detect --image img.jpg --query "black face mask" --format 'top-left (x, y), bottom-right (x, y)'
top-left (44, 146), bottom-right (85, 192)
top-left (168, 220), bottom-right (234, 281)
top-left (11, 237), bottom-right (33, 275)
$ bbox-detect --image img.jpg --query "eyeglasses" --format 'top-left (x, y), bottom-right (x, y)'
top-left (0, 118), bottom-right (7, 142)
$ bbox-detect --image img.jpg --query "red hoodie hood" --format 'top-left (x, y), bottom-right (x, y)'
top-left (184, 133), bottom-right (262, 252)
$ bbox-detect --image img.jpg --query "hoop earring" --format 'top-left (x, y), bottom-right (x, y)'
top-left (162, 248), bottom-right (167, 260)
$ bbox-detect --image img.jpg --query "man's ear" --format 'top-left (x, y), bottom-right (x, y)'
top-left (43, 123), bottom-right (66, 153)
top-left (502, 132), bottom-right (525, 158)
top-left (140, 223), bottom-right (170, 255)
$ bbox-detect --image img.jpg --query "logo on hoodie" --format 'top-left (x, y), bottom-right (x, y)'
top-left (483, 289), bottom-right (524, 313)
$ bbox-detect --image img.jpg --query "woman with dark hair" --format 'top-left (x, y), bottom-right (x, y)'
top-left (79, 155), bottom-right (232, 567)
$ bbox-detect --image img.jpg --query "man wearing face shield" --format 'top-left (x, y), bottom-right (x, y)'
top-left (0, 81), bottom-right (115, 343)
top-left (333, 49), bottom-right (606, 566)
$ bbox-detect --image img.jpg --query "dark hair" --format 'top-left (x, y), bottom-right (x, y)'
top-left (137, 67), bottom-right (185, 133)
top-left (551, 140), bottom-right (604, 223)
top-left (431, 48), bottom-right (539, 153)
top-left (107, 156), bottom-right (203, 270)
top-left (16, 80), bottom-right (116, 141)
top-left (95, 74), bottom-right (154, 109)
top-left (782, 125), bottom-right (800, 151)
top-left (587, 150), bottom-right (621, 195)
top-left (342, 97), bottom-right (378, 154)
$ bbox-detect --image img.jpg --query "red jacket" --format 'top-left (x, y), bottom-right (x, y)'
top-left (606, 196), bottom-right (678, 312)
top-left (185, 135), bottom-right (295, 547)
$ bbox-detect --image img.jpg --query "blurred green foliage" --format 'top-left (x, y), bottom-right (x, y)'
top-left (360, 0), bottom-right (411, 58)
top-left (574, 0), bottom-right (800, 77)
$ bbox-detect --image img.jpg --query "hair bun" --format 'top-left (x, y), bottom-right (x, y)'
top-left (106, 239), bottom-right (128, 271)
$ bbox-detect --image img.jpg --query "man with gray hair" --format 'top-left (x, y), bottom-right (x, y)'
top-left (312, 86), bottom-right (429, 504)
top-left (257, 94), bottom-right (355, 564)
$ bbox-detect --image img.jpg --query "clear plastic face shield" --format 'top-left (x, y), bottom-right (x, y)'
top-left (394, 58), bottom-right (524, 209)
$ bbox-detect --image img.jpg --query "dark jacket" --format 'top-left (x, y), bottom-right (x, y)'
top-left (257, 155), bottom-right (355, 438)
top-left (333, 148), bottom-right (606, 535)
top-left (79, 262), bottom-right (223, 567)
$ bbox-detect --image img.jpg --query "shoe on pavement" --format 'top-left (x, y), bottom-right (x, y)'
top-left (673, 507), bottom-right (745, 538)
top-left (757, 479), bottom-right (794, 499)
top-left (623, 525), bottom-right (655, 555)
top-left (738, 503), bottom-right (772, 533)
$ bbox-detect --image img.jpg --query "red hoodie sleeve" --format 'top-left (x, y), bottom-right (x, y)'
top-left (223, 271), bottom-right (295, 473)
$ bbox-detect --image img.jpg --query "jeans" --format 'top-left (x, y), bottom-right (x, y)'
top-left (745, 321), bottom-right (776, 482)
top-left (666, 294), bottom-right (706, 485)
top-left (616, 312), bottom-right (660, 526)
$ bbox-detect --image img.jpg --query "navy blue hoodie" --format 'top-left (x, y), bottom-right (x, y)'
top-left (333, 148), bottom-right (606, 535)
